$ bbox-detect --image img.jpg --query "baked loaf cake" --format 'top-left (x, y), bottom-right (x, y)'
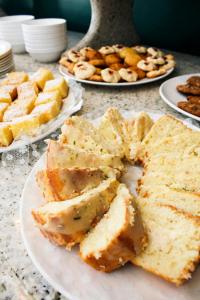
top-left (80, 184), bottom-right (147, 272)
top-left (132, 203), bottom-right (200, 286)
top-left (32, 178), bottom-right (119, 249)
top-left (32, 107), bottom-right (200, 285)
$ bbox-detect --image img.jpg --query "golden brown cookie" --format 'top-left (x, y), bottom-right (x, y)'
top-left (89, 59), bottom-right (105, 67)
top-left (187, 95), bottom-right (200, 104)
top-left (85, 49), bottom-right (102, 60)
top-left (177, 84), bottom-right (200, 95)
top-left (187, 76), bottom-right (200, 88)
top-left (59, 57), bottom-right (75, 74)
top-left (177, 101), bottom-right (200, 117)
top-left (129, 66), bottom-right (146, 79)
top-left (104, 54), bottom-right (121, 65)
top-left (88, 74), bottom-right (103, 82)
top-left (109, 63), bottom-right (125, 71)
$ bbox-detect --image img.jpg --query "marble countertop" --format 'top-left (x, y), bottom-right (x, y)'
top-left (1, 32), bottom-right (200, 300)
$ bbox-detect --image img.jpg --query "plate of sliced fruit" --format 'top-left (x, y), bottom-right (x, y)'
top-left (0, 68), bottom-right (84, 152)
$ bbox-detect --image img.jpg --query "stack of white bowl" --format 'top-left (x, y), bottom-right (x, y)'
top-left (0, 40), bottom-right (15, 77)
top-left (0, 15), bottom-right (34, 54)
top-left (22, 18), bottom-right (67, 63)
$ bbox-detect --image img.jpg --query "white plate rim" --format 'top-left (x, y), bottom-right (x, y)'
top-left (59, 65), bottom-right (174, 87)
top-left (20, 110), bottom-right (200, 300)
top-left (0, 76), bottom-right (84, 153)
top-left (159, 73), bottom-right (200, 122)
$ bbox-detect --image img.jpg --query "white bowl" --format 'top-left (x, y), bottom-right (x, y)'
top-left (0, 15), bottom-right (34, 53)
top-left (24, 39), bottom-right (67, 48)
top-left (22, 29), bottom-right (66, 38)
top-left (22, 18), bottom-right (66, 33)
top-left (28, 50), bottom-right (62, 63)
top-left (25, 43), bottom-right (66, 53)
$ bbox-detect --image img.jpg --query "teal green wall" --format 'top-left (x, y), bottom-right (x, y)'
top-left (1, 0), bottom-right (200, 54)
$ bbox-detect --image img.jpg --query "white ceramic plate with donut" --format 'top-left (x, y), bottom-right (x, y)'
top-left (20, 110), bottom-right (200, 300)
top-left (160, 73), bottom-right (200, 122)
top-left (59, 65), bottom-right (174, 87)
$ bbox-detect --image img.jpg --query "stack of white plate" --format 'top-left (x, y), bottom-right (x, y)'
top-left (0, 40), bottom-right (14, 77)
top-left (22, 18), bottom-right (67, 63)
top-left (0, 15), bottom-right (34, 54)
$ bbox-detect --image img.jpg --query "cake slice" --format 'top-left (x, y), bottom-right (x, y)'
top-left (132, 203), bottom-right (200, 285)
top-left (80, 184), bottom-right (147, 272)
top-left (31, 100), bottom-right (61, 124)
top-left (10, 114), bottom-right (41, 139)
top-left (44, 77), bottom-right (68, 98)
top-left (0, 103), bottom-right (9, 121)
top-left (0, 123), bottom-right (13, 146)
top-left (36, 167), bottom-right (109, 202)
top-left (32, 178), bottom-right (119, 249)
top-left (123, 112), bottom-right (154, 161)
top-left (59, 116), bottom-right (108, 155)
top-left (0, 85), bottom-right (17, 100)
top-left (97, 107), bottom-right (127, 157)
top-left (1, 71), bottom-right (29, 86)
top-left (31, 68), bottom-right (54, 90)
top-left (136, 115), bottom-right (191, 163)
top-left (47, 140), bottom-right (124, 172)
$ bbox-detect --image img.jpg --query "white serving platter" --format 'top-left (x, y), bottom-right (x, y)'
top-left (0, 78), bottom-right (84, 153)
top-left (20, 110), bottom-right (200, 300)
top-left (59, 65), bottom-right (174, 87)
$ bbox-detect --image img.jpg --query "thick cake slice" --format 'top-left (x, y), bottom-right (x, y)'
top-left (36, 167), bottom-right (108, 202)
top-left (59, 116), bottom-right (108, 155)
top-left (123, 112), bottom-right (154, 161)
top-left (132, 203), bottom-right (200, 285)
top-left (44, 77), bottom-right (68, 98)
top-left (1, 71), bottom-right (29, 86)
top-left (31, 68), bottom-right (54, 90)
top-left (32, 178), bottom-right (119, 249)
top-left (136, 115), bottom-right (191, 163)
top-left (0, 123), bottom-right (13, 146)
top-left (47, 140), bottom-right (124, 172)
top-left (80, 184), bottom-right (147, 272)
top-left (97, 107), bottom-right (127, 157)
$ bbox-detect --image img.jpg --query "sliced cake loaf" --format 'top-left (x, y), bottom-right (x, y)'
top-left (97, 107), bottom-right (127, 158)
top-left (47, 140), bottom-right (124, 172)
top-left (32, 178), bottom-right (119, 249)
top-left (136, 115), bottom-right (191, 164)
top-left (36, 167), bottom-right (108, 202)
top-left (80, 184), bottom-right (147, 272)
top-left (59, 116), bottom-right (108, 155)
top-left (132, 203), bottom-right (200, 285)
top-left (123, 112), bottom-right (154, 161)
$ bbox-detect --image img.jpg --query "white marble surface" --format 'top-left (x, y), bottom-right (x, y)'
top-left (1, 31), bottom-right (200, 300)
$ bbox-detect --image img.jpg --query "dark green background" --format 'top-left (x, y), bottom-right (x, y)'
top-left (1, 0), bottom-right (200, 54)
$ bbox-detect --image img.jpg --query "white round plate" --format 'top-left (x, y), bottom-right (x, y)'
top-left (0, 78), bottom-right (84, 153)
top-left (20, 111), bottom-right (200, 300)
top-left (59, 65), bottom-right (174, 87)
top-left (160, 73), bottom-right (200, 122)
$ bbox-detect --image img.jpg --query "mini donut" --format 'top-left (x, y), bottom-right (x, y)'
top-left (101, 68), bottom-right (121, 83)
top-left (88, 74), bottom-right (103, 82)
top-left (137, 60), bottom-right (156, 71)
top-left (59, 57), bottom-right (75, 74)
top-left (99, 46), bottom-right (115, 55)
top-left (133, 45), bottom-right (147, 54)
top-left (146, 68), bottom-right (166, 78)
top-left (74, 62), bottom-right (96, 79)
top-left (147, 47), bottom-right (163, 58)
top-left (88, 59), bottom-right (105, 67)
top-left (161, 60), bottom-right (175, 71)
top-left (164, 54), bottom-right (174, 61)
top-left (146, 56), bottom-right (165, 65)
top-left (112, 44), bottom-right (125, 53)
top-left (67, 49), bottom-right (84, 63)
top-left (119, 68), bottom-right (138, 82)
top-left (109, 63), bottom-right (125, 71)
top-left (129, 66), bottom-right (146, 79)
top-left (104, 54), bottom-right (121, 65)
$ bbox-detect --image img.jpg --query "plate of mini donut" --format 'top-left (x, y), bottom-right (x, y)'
top-left (59, 45), bottom-right (175, 86)
top-left (160, 73), bottom-right (200, 122)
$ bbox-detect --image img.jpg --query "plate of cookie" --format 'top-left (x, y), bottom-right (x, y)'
top-left (21, 108), bottom-right (200, 300)
top-left (59, 45), bottom-right (175, 86)
top-left (0, 68), bottom-right (84, 152)
top-left (160, 73), bottom-right (200, 122)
